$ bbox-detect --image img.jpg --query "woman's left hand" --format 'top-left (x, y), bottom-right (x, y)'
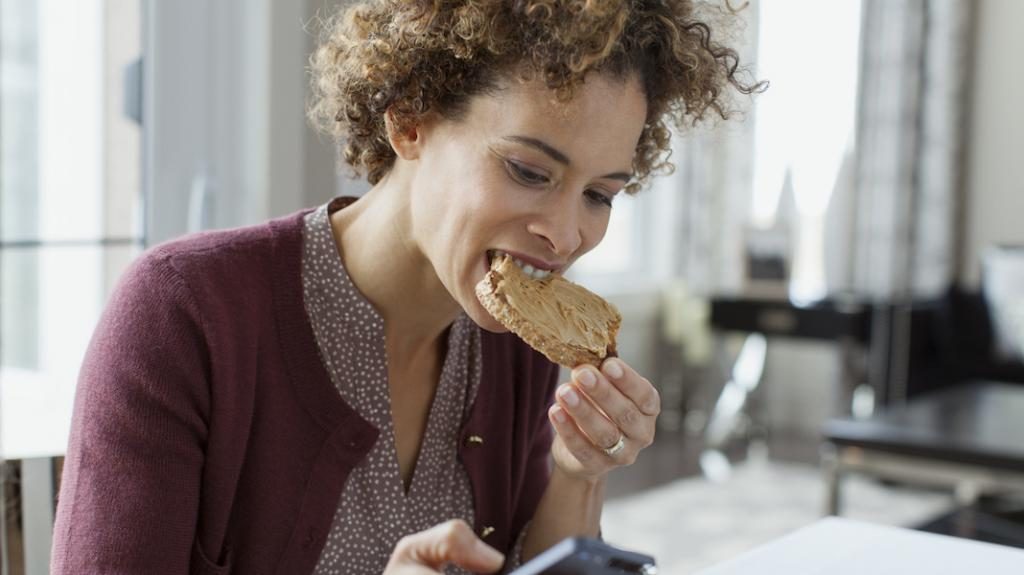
top-left (548, 357), bottom-right (660, 480)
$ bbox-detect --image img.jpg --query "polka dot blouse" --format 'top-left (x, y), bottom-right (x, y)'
top-left (302, 200), bottom-right (523, 574)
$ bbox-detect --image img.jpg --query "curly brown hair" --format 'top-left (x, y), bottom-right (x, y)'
top-left (308, 0), bottom-right (765, 194)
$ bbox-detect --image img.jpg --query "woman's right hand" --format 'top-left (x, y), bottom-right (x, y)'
top-left (384, 519), bottom-right (505, 574)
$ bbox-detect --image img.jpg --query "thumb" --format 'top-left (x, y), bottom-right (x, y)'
top-left (391, 520), bottom-right (505, 573)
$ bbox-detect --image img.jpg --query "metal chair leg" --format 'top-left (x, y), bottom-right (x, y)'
top-left (821, 443), bottom-right (842, 516)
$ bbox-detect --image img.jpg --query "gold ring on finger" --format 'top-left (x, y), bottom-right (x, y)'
top-left (602, 433), bottom-right (626, 457)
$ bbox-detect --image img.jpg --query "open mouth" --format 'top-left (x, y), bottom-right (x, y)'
top-left (486, 250), bottom-right (554, 280)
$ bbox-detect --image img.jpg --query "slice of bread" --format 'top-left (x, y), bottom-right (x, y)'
top-left (475, 253), bottom-right (621, 367)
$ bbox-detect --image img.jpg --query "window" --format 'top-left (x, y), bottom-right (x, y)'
top-left (750, 0), bottom-right (862, 303)
top-left (1, 0), bottom-right (142, 459)
top-left (569, 146), bottom-right (688, 300)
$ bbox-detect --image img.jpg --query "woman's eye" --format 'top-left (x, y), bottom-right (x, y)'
top-left (585, 189), bottom-right (614, 208)
top-left (506, 161), bottom-right (549, 186)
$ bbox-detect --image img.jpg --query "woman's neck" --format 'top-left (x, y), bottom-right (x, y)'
top-left (329, 179), bottom-right (463, 362)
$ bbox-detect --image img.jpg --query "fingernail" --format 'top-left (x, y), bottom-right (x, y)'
top-left (560, 386), bottom-right (580, 407)
top-left (604, 359), bottom-right (624, 379)
top-left (551, 406), bottom-right (567, 423)
top-left (576, 369), bottom-right (597, 388)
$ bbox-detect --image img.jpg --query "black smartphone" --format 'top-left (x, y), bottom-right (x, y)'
top-left (509, 537), bottom-right (656, 575)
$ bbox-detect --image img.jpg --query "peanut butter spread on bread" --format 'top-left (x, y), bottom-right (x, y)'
top-left (475, 253), bottom-right (621, 367)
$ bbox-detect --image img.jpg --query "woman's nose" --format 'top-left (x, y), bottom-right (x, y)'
top-left (526, 201), bottom-right (583, 259)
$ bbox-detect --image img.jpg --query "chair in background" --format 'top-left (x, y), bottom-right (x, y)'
top-left (701, 296), bottom-right (874, 480)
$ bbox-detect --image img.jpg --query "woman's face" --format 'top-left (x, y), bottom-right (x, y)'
top-left (408, 72), bottom-right (648, 332)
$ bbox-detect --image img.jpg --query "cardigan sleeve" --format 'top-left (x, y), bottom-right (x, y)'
top-left (51, 251), bottom-right (213, 574)
top-left (506, 360), bottom-right (560, 565)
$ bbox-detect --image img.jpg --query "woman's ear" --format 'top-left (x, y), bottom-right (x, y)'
top-left (384, 110), bottom-right (426, 161)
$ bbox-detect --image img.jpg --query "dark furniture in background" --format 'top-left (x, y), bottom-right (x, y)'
top-left (707, 286), bottom-right (1024, 548)
top-left (824, 382), bottom-right (1024, 548)
top-left (708, 286), bottom-right (1024, 412)
top-left (708, 295), bottom-right (873, 414)
top-left (824, 286), bottom-right (1024, 548)
top-left (709, 297), bottom-right (872, 344)
top-left (903, 288), bottom-right (1024, 396)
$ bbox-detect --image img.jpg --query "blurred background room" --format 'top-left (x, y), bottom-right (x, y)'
top-left (2, 0), bottom-right (1023, 573)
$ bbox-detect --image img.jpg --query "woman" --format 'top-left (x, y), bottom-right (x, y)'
top-left (51, 1), bottom-right (760, 573)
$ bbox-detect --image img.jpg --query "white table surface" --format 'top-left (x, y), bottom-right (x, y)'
top-left (696, 516), bottom-right (1024, 574)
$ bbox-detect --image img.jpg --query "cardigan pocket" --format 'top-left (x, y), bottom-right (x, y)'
top-left (190, 539), bottom-right (232, 575)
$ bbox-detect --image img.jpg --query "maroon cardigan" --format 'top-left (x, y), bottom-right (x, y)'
top-left (50, 209), bottom-right (559, 574)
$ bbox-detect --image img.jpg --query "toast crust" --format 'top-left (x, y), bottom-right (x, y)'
top-left (475, 254), bottom-right (620, 367)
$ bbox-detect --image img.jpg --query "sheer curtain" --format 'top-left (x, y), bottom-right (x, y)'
top-left (671, 0), bottom-right (973, 301)
top-left (852, 0), bottom-right (973, 403)
top-left (663, 0), bottom-right (973, 410)
top-left (673, 2), bottom-right (761, 298)
top-left (852, 0), bottom-right (973, 300)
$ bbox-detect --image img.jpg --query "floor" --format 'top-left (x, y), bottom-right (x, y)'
top-left (601, 453), bottom-right (953, 574)
top-left (599, 425), bottom-right (1024, 573)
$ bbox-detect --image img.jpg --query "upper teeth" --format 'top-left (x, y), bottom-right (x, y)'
top-left (493, 250), bottom-right (552, 280)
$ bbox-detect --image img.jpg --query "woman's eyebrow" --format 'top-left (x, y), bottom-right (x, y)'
top-left (503, 135), bottom-right (633, 183)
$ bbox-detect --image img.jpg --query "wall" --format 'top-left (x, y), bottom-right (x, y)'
top-left (961, 0), bottom-right (1024, 286)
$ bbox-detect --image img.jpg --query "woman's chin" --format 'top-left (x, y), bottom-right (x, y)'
top-left (478, 321), bottom-right (510, 334)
